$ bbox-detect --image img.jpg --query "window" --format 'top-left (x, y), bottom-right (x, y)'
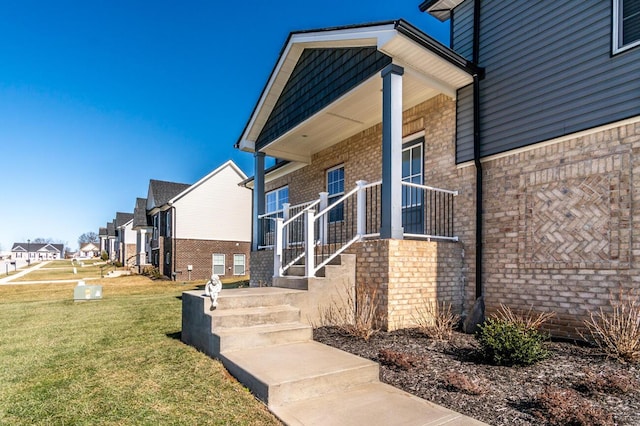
top-left (152, 214), bottom-right (159, 240)
top-left (265, 186), bottom-right (289, 214)
top-left (233, 254), bottom-right (246, 275)
top-left (165, 252), bottom-right (171, 265)
top-left (165, 210), bottom-right (172, 237)
top-left (327, 165), bottom-right (345, 222)
top-left (402, 142), bottom-right (423, 207)
top-left (213, 253), bottom-right (225, 275)
top-left (614, 0), bottom-right (640, 53)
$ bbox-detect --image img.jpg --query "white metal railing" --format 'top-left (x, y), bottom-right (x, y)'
top-left (271, 179), bottom-right (458, 278)
top-left (258, 200), bottom-right (318, 249)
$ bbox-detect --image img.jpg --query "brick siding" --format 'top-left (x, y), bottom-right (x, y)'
top-left (481, 118), bottom-right (640, 338)
top-left (172, 239), bottom-right (250, 281)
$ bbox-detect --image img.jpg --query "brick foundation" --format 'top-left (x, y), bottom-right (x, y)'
top-left (250, 249), bottom-right (274, 287)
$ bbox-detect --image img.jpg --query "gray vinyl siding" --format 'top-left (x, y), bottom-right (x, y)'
top-left (456, 83), bottom-right (474, 162)
top-left (475, 0), bottom-right (640, 157)
top-left (451, 0), bottom-right (474, 61)
top-left (256, 47), bottom-right (391, 150)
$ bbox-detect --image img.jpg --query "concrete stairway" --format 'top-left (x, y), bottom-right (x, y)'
top-left (181, 255), bottom-right (486, 425)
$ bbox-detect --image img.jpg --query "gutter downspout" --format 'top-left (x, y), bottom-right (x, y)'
top-left (472, 0), bottom-right (483, 300)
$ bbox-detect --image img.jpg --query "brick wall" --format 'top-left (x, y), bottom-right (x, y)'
top-left (249, 249), bottom-right (274, 287)
top-left (481, 118), bottom-right (640, 338)
top-left (172, 239), bottom-right (250, 281)
top-left (348, 239), bottom-right (465, 331)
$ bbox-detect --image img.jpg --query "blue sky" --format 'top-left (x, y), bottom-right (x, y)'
top-left (0, 0), bottom-right (449, 251)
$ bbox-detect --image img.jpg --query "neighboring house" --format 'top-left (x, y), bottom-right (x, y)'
top-left (78, 242), bottom-right (100, 258)
top-left (106, 221), bottom-right (116, 260)
top-left (114, 212), bottom-right (135, 266)
top-left (236, 1), bottom-right (639, 337)
top-left (11, 242), bottom-right (64, 261)
top-left (145, 160), bottom-right (252, 280)
top-left (132, 197), bottom-right (152, 271)
top-left (98, 227), bottom-right (107, 255)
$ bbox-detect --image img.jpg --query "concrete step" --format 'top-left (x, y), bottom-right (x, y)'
top-left (220, 341), bottom-right (379, 407)
top-left (273, 276), bottom-right (308, 290)
top-left (270, 381), bottom-right (488, 426)
top-left (214, 322), bottom-right (312, 353)
top-left (211, 305), bottom-right (300, 329)
top-left (216, 287), bottom-right (305, 310)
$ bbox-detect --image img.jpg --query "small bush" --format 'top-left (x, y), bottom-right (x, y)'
top-left (574, 367), bottom-right (636, 395)
top-left (378, 349), bottom-right (418, 370)
top-left (476, 318), bottom-right (549, 366)
top-left (412, 299), bottom-right (460, 340)
top-left (316, 282), bottom-right (383, 342)
top-left (112, 261), bottom-right (123, 268)
top-left (100, 251), bottom-right (108, 261)
top-left (581, 288), bottom-right (640, 363)
top-left (441, 371), bottom-right (484, 395)
top-left (141, 266), bottom-right (162, 279)
top-left (533, 386), bottom-right (614, 426)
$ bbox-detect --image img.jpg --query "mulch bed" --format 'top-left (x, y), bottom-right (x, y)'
top-left (313, 327), bottom-right (640, 425)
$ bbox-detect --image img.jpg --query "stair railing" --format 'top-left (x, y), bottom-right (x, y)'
top-left (273, 199), bottom-right (320, 277)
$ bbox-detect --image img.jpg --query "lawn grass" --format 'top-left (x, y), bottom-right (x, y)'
top-left (0, 275), bottom-right (281, 425)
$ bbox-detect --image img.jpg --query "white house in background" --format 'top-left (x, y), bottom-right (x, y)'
top-left (146, 160), bottom-right (252, 280)
top-left (78, 242), bottom-right (100, 258)
top-left (11, 242), bottom-right (64, 261)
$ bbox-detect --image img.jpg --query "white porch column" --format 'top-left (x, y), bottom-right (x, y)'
top-left (273, 218), bottom-right (283, 278)
top-left (252, 151), bottom-right (266, 251)
top-left (139, 229), bottom-right (147, 265)
top-left (380, 64), bottom-right (404, 239)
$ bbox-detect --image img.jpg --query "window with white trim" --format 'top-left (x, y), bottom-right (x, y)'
top-left (327, 165), bottom-right (345, 222)
top-left (152, 214), bottom-right (159, 240)
top-left (212, 253), bottom-right (225, 275)
top-left (165, 210), bottom-right (171, 237)
top-left (265, 186), bottom-right (289, 214)
top-left (233, 254), bottom-right (246, 275)
top-left (614, 0), bottom-right (640, 53)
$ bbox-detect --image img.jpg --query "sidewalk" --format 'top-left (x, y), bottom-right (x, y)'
top-left (0, 261), bottom-right (51, 284)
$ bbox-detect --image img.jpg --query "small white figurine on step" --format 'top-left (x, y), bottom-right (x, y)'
top-left (204, 274), bottom-right (222, 310)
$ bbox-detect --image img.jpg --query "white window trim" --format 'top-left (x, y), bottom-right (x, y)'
top-left (613, 0), bottom-right (640, 54)
top-left (326, 164), bottom-right (345, 223)
top-left (233, 254), bottom-right (246, 275)
top-left (265, 185), bottom-right (289, 214)
top-left (213, 253), bottom-right (226, 276)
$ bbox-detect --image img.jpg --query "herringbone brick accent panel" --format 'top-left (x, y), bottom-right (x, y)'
top-left (526, 176), bottom-right (610, 263)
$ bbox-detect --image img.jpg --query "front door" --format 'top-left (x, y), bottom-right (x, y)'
top-left (402, 140), bottom-right (423, 234)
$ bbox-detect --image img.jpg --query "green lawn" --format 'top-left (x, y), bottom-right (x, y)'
top-left (0, 276), bottom-right (281, 425)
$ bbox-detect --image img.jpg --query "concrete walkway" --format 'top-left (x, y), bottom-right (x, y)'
top-left (182, 288), bottom-right (488, 426)
top-left (0, 261), bottom-right (51, 284)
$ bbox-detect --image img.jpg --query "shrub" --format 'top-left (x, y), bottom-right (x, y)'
top-left (378, 349), bottom-right (418, 370)
top-left (476, 318), bottom-right (549, 366)
top-left (141, 266), bottom-right (162, 279)
top-left (574, 367), bottom-right (636, 395)
top-left (112, 261), bottom-right (123, 268)
top-left (533, 386), bottom-right (614, 426)
top-left (441, 371), bottom-right (484, 395)
top-left (316, 282), bottom-right (383, 341)
top-left (100, 251), bottom-right (108, 261)
top-left (412, 299), bottom-right (460, 340)
top-left (581, 288), bottom-right (640, 363)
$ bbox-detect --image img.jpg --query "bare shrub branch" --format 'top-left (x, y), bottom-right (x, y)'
top-left (581, 288), bottom-right (640, 363)
top-left (315, 282), bottom-right (383, 341)
top-left (495, 304), bottom-right (555, 331)
top-left (412, 299), bottom-right (460, 340)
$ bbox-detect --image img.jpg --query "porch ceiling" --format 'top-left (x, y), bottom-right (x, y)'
top-left (237, 20), bottom-right (475, 163)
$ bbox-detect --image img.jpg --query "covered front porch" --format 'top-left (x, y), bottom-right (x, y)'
top-left (237, 20), bottom-right (479, 328)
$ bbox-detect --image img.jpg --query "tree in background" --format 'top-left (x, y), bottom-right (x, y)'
top-left (78, 232), bottom-right (99, 247)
